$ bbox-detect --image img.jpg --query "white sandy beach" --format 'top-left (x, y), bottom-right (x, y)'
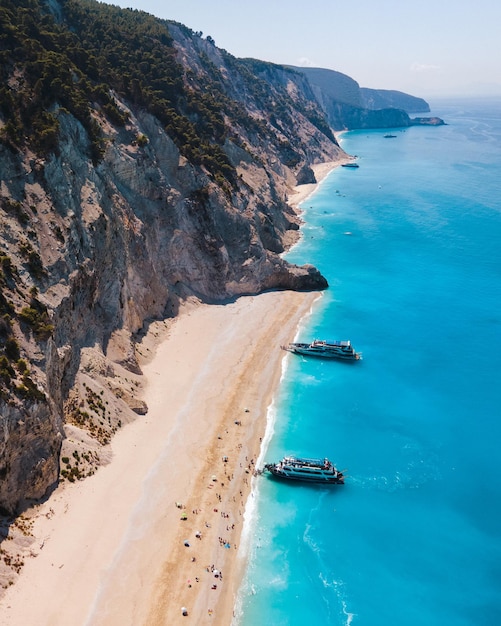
top-left (288, 160), bottom-right (342, 209)
top-left (0, 160), bottom-right (343, 626)
top-left (1, 291), bottom-right (317, 625)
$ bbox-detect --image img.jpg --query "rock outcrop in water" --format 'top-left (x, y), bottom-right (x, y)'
top-left (0, 0), bottom-right (439, 515)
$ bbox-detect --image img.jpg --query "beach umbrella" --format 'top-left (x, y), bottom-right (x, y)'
top-left (184, 540), bottom-right (190, 547)
top-left (181, 607), bottom-right (188, 616)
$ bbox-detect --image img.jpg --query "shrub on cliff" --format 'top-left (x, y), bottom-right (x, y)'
top-left (18, 306), bottom-right (54, 340)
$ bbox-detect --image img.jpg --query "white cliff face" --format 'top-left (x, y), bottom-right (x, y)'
top-left (0, 25), bottom-right (344, 515)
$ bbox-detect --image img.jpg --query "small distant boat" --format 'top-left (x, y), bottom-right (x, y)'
top-left (384, 134), bottom-right (397, 138)
top-left (264, 456), bottom-right (345, 484)
top-left (282, 339), bottom-right (362, 361)
top-left (341, 162), bottom-right (359, 168)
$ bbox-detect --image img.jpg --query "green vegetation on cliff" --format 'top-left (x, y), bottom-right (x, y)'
top-left (0, 0), bottom-right (343, 187)
top-left (0, 0), bottom-right (236, 181)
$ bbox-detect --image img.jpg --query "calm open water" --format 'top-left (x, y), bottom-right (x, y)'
top-left (235, 98), bottom-right (501, 625)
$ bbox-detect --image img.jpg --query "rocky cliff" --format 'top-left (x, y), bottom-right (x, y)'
top-left (290, 67), bottom-right (435, 129)
top-left (360, 88), bottom-right (429, 113)
top-left (0, 0), bottom-right (342, 515)
top-left (0, 0), bottom-right (441, 517)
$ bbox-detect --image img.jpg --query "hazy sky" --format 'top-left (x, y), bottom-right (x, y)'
top-left (111, 0), bottom-right (501, 99)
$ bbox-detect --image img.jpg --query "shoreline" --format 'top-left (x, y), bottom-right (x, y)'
top-left (287, 159), bottom-right (346, 210)
top-left (0, 160), bottom-right (341, 626)
top-left (0, 292), bottom-right (318, 626)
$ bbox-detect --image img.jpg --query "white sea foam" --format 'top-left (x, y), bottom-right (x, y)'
top-left (317, 571), bottom-right (356, 626)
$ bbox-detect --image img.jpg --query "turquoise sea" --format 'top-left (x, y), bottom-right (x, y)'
top-left (235, 98), bottom-right (501, 625)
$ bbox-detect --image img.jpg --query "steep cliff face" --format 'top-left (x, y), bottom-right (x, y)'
top-left (0, 0), bottom-right (441, 515)
top-left (360, 88), bottom-right (430, 113)
top-left (290, 66), bottom-right (433, 129)
top-left (0, 1), bottom-right (341, 514)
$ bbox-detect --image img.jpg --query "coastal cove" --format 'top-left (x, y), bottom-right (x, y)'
top-left (235, 98), bottom-right (501, 625)
top-left (1, 6), bottom-right (499, 626)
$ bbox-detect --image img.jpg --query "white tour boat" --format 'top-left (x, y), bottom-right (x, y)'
top-left (282, 339), bottom-right (362, 361)
top-left (264, 456), bottom-right (345, 484)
